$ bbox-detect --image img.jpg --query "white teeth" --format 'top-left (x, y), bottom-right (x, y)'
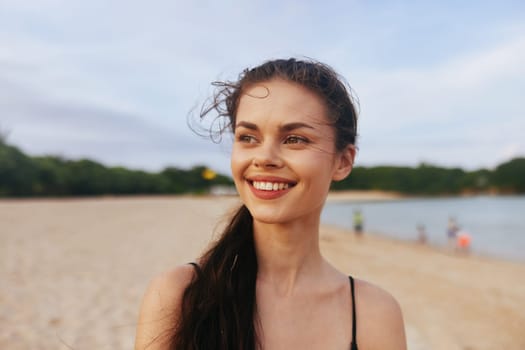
top-left (252, 181), bottom-right (291, 191)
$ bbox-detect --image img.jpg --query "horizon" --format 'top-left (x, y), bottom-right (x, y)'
top-left (2, 136), bottom-right (522, 177)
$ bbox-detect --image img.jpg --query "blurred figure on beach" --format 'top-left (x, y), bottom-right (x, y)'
top-left (447, 216), bottom-right (459, 250)
top-left (353, 209), bottom-right (364, 236)
top-left (456, 230), bottom-right (472, 254)
top-left (416, 224), bottom-right (427, 244)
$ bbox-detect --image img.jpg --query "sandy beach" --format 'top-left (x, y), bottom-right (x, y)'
top-left (1, 195), bottom-right (524, 349)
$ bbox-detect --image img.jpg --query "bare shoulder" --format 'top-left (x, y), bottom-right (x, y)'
top-left (141, 265), bottom-right (196, 307)
top-left (134, 264), bottom-right (196, 350)
top-left (355, 279), bottom-right (407, 350)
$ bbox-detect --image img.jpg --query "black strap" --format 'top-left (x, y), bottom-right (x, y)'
top-left (188, 262), bottom-right (202, 277)
top-left (349, 276), bottom-right (358, 350)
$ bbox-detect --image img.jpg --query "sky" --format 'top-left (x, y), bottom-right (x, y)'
top-left (1, 0), bottom-right (524, 175)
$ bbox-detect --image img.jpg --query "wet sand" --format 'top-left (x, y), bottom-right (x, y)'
top-left (1, 195), bottom-right (524, 349)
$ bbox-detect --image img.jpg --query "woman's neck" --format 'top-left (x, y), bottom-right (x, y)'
top-left (253, 216), bottom-right (325, 296)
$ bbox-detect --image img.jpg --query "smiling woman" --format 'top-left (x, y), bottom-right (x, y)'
top-left (134, 58), bottom-right (407, 350)
top-left (231, 79), bottom-right (350, 225)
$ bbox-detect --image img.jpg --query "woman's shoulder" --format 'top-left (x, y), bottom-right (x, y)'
top-left (355, 278), bottom-right (401, 316)
top-left (147, 264), bottom-right (196, 296)
top-left (134, 265), bottom-right (197, 349)
top-left (354, 278), bottom-right (407, 350)
top-left (140, 264), bottom-right (197, 315)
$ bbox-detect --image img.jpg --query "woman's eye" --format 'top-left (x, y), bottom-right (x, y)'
top-left (237, 134), bottom-right (257, 143)
top-left (285, 135), bottom-right (309, 144)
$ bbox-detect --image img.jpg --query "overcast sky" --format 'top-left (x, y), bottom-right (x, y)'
top-left (1, 1), bottom-right (524, 175)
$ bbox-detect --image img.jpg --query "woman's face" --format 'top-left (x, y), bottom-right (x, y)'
top-left (230, 79), bottom-right (354, 225)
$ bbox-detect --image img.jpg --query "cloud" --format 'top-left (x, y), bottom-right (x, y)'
top-left (0, 76), bottom-right (230, 172)
top-left (350, 33), bottom-right (525, 169)
top-left (500, 143), bottom-right (523, 161)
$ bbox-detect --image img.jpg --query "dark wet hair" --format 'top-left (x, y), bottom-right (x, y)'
top-left (173, 58), bottom-right (358, 350)
top-left (199, 57), bottom-right (358, 151)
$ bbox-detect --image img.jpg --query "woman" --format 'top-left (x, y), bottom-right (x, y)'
top-left (135, 58), bottom-right (406, 349)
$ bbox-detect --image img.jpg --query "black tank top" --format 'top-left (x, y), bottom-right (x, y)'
top-left (349, 276), bottom-right (358, 350)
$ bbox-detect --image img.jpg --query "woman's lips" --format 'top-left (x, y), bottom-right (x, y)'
top-left (246, 178), bottom-right (296, 199)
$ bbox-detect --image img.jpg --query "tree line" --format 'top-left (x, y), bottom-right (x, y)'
top-left (330, 159), bottom-right (525, 195)
top-left (1, 138), bottom-right (524, 197)
top-left (0, 139), bottom-right (232, 197)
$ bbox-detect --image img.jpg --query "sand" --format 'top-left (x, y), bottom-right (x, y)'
top-left (1, 195), bottom-right (524, 349)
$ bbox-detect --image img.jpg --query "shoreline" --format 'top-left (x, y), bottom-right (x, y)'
top-left (0, 190), bottom-right (400, 201)
top-left (325, 192), bottom-right (525, 264)
top-left (327, 190), bottom-right (405, 202)
top-left (323, 223), bottom-right (525, 265)
top-left (1, 196), bottom-right (524, 349)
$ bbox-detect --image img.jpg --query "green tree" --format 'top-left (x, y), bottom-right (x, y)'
top-left (33, 156), bottom-right (69, 195)
top-left (0, 142), bottom-right (38, 196)
top-left (492, 158), bottom-right (525, 193)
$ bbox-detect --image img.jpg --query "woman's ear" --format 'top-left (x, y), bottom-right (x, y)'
top-left (332, 145), bottom-right (356, 181)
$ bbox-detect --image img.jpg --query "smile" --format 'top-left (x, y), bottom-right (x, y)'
top-left (252, 181), bottom-right (290, 191)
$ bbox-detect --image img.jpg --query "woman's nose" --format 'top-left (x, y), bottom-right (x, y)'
top-left (252, 142), bottom-right (283, 168)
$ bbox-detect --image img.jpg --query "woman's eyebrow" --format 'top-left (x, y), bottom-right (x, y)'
top-left (235, 121), bottom-right (258, 130)
top-left (235, 121), bottom-right (314, 132)
top-left (280, 122), bottom-right (314, 132)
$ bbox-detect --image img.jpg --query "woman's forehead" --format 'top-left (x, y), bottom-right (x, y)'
top-left (237, 79), bottom-right (328, 122)
top-left (241, 78), bottom-right (319, 100)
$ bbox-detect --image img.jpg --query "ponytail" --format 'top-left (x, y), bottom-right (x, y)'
top-left (171, 204), bottom-right (258, 350)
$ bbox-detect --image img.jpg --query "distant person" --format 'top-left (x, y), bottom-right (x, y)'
top-left (447, 217), bottom-right (459, 250)
top-left (353, 209), bottom-right (364, 236)
top-left (135, 58), bottom-right (406, 349)
top-left (417, 224), bottom-right (427, 244)
top-left (456, 230), bottom-right (472, 254)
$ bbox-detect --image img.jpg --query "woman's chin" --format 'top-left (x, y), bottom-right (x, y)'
top-left (248, 208), bottom-right (293, 225)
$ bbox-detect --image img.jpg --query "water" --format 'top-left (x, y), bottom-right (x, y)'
top-left (321, 195), bottom-right (525, 262)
